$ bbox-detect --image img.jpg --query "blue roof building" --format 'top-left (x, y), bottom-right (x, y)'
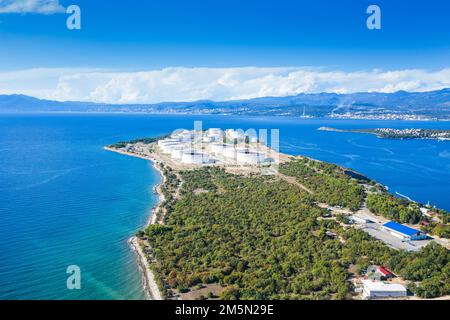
top-left (382, 221), bottom-right (427, 240)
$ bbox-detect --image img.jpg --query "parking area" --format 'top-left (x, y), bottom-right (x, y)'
top-left (358, 222), bottom-right (432, 252)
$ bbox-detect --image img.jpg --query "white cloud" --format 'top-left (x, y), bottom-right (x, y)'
top-left (0, 67), bottom-right (450, 103)
top-left (0, 0), bottom-right (65, 14)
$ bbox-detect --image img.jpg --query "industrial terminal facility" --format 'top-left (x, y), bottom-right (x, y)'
top-left (155, 128), bottom-right (275, 167)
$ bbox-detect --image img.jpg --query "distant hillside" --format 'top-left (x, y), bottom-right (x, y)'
top-left (1, 89), bottom-right (450, 120)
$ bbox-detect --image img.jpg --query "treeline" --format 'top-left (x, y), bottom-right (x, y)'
top-left (279, 159), bottom-right (365, 211)
top-left (157, 165), bottom-right (180, 221)
top-left (108, 134), bottom-right (169, 148)
top-left (366, 193), bottom-right (422, 224)
top-left (142, 167), bottom-right (449, 299)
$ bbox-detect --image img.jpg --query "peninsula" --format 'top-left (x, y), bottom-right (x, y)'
top-left (106, 128), bottom-right (449, 300)
top-left (318, 127), bottom-right (450, 141)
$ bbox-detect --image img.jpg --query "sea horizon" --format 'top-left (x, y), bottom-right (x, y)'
top-left (1, 113), bottom-right (449, 299)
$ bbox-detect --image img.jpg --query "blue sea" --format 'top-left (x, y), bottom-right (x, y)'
top-left (1, 114), bottom-right (450, 300)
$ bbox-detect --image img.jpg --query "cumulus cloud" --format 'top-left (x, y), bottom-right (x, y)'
top-left (1, 67), bottom-right (450, 103)
top-left (0, 0), bottom-right (65, 14)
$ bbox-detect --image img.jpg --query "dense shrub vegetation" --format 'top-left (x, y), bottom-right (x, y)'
top-left (279, 159), bottom-right (365, 211)
top-left (143, 167), bottom-right (449, 299)
top-left (108, 134), bottom-right (169, 148)
top-left (366, 193), bottom-right (423, 224)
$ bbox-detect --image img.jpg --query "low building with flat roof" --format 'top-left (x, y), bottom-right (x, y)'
top-left (382, 221), bottom-right (427, 241)
top-left (361, 280), bottom-right (407, 299)
top-left (351, 214), bottom-right (372, 224)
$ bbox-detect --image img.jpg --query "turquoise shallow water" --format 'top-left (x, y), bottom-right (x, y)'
top-left (0, 114), bottom-right (449, 299)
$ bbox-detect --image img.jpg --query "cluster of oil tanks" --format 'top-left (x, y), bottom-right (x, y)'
top-left (157, 129), bottom-right (266, 165)
top-left (210, 143), bottom-right (265, 164)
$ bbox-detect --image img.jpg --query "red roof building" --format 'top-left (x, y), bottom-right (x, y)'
top-left (377, 266), bottom-right (392, 277)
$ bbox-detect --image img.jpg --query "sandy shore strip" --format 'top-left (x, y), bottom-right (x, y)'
top-left (105, 146), bottom-right (165, 300)
top-left (129, 236), bottom-right (162, 300)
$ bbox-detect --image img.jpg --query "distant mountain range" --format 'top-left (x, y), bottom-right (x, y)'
top-left (1, 89), bottom-right (450, 120)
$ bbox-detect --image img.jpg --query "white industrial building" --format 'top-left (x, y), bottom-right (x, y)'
top-left (382, 221), bottom-right (427, 241)
top-left (181, 151), bottom-right (210, 164)
top-left (361, 280), bottom-right (407, 299)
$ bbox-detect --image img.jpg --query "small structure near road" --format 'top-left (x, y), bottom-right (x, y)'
top-left (351, 214), bottom-right (372, 224)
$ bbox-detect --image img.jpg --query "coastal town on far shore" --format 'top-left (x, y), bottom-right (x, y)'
top-left (319, 127), bottom-right (450, 141)
top-left (106, 127), bottom-right (449, 301)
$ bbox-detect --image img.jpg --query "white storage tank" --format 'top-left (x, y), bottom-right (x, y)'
top-left (171, 130), bottom-right (193, 142)
top-left (161, 143), bottom-right (182, 154)
top-left (211, 143), bottom-right (232, 155)
top-left (236, 149), bottom-right (260, 164)
top-left (208, 128), bottom-right (222, 134)
top-left (207, 128), bottom-right (223, 141)
top-left (227, 130), bottom-right (244, 140)
top-left (170, 146), bottom-right (188, 160)
top-left (181, 151), bottom-right (210, 164)
top-left (158, 138), bottom-right (181, 147)
top-left (202, 136), bottom-right (213, 143)
top-left (209, 134), bottom-right (223, 142)
top-left (222, 145), bottom-right (237, 159)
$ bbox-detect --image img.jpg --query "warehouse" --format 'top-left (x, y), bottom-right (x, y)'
top-left (382, 221), bottom-right (427, 241)
top-left (361, 280), bottom-right (407, 299)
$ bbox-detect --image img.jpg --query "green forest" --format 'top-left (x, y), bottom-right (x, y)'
top-left (140, 164), bottom-right (449, 300)
top-left (366, 193), bottom-right (422, 224)
top-left (108, 134), bottom-right (169, 149)
top-left (279, 158), bottom-right (365, 211)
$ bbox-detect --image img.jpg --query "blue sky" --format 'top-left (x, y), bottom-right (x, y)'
top-left (0, 0), bottom-right (449, 102)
